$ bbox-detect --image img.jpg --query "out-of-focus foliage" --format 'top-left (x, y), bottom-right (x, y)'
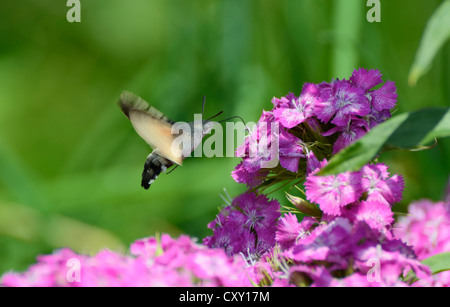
top-left (0, 0), bottom-right (448, 274)
top-left (409, 0), bottom-right (450, 86)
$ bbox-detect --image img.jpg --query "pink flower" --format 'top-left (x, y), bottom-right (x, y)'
top-left (275, 213), bottom-right (317, 250)
top-left (343, 200), bottom-right (394, 233)
top-left (1, 235), bottom-right (254, 287)
top-left (273, 83), bottom-right (318, 129)
top-left (360, 163), bottom-right (404, 206)
top-left (395, 200), bottom-right (450, 260)
top-left (305, 163), bottom-right (363, 216)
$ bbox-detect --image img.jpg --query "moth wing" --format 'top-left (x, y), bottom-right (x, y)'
top-left (128, 109), bottom-right (183, 165)
top-left (118, 91), bottom-right (174, 124)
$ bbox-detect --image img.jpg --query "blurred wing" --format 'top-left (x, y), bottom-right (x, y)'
top-left (118, 91), bottom-right (174, 124)
top-left (118, 91), bottom-right (183, 165)
top-left (128, 110), bottom-right (183, 165)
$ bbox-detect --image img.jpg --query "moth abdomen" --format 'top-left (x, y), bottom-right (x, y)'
top-left (141, 151), bottom-right (174, 189)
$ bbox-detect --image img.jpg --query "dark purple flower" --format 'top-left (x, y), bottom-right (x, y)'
top-left (235, 192), bottom-right (280, 232)
top-left (315, 80), bottom-right (371, 126)
top-left (350, 68), bottom-right (383, 92)
top-left (370, 81), bottom-right (397, 112)
top-left (367, 108), bottom-right (392, 128)
top-left (322, 119), bottom-right (368, 153)
top-left (306, 150), bottom-right (321, 175)
top-left (288, 218), bottom-right (353, 269)
top-left (231, 161), bottom-right (268, 187)
top-left (205, 192), bottom-right (280, 259)
top-left (278, 130), bottom-right (304, 172)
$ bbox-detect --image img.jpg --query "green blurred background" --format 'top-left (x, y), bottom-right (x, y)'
top-left (0, 0), bottom-right (449, 274)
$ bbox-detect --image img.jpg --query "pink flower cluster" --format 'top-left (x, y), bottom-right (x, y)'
top-left (305, 162), bottom-right (403, 230)
top-left (395, 198), bottom-right (450, 286)
top-left (232, 68), bottom-right (397, 187)
top-left (1, 234), bottom-right (254, 287)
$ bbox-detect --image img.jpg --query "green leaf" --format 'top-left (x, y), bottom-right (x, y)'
top-left (409, 0), bottom-right (450, 86)
top-left (421, 252), bottom-right (450, 275)
top-left (319, 107), bottom-right (450, 175)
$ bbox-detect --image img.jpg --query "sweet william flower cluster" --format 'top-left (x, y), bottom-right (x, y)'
top-left (2, 235), bottom-right (255, 287)
top-left (2, 69), bottom-right (448, 287)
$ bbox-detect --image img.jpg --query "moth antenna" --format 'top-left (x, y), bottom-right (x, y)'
top-left (166, 164), bottom-right (179, 175)
top-left (218, 115), bottom-right (246, 125)
top-left (205, 110), bottom-right (223, 121)
top-left (218, 115), bottom-right (254, 136)
top-left (202, 95), bottom-right (206, 117)
top-left (218, 115), bottom-right (259, 154)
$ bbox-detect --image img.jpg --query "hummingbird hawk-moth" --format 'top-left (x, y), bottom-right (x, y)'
top-left (118, 91), bottom-right (221, 189)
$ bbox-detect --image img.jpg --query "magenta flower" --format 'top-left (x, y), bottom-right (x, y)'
top-left (394, 195), bottom-right (450, 287)
top-left (278, 129), bottom-right (304, 172)
top-left (281, 217), bottom-right (430, 287)
top-left (367, 108), bottom-right (392, 128)
top-left (344, 200), bottom-right (394, 234)
top-left (205, 192), bottom-right (280, 259)
top-left (322, 119), bottom-right (368, 153)
top-left (1, 235), bottom-right (256, 287)
top-left (275, 213), bottom-right (317, 250)
top-left (273, 83), bottom-right (318, 129)
top-left (235, 111), bottom-right (277, 171)
top-left (1, 248), bottom-right (86, 287)
top-left (353, 234), bottom-right (430, 284)
top-left (271, 92), bottom-right (298, 108)
top-left (315, 80), bottom-right (371, 126)
top-left (395, 200), bottom-right (450, 260)
top-left (231, 161), bottom-right (268, 187)
top-left (360, 163), bottom-right (404, 206)
top-left (305, 163), bottom-right (363, 215)
top-left (232, 111), bottom-right (280, 186)
top-left (288, 218), bottom-right (354, 269)
top-left (306, 150), bottom-right (321, 175)
top-left (350, 68), bottom-right (383, 92)
top-left (289, 265), bottom-right (335, 287)
top-left (329, 272), bottom-right (384, 287)
top-left (370, 80), bottom-right (398, 112)
top-left (350, 68), bottom-right (397, 112)
top-left (236, 192), bottom-right (280, 231)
